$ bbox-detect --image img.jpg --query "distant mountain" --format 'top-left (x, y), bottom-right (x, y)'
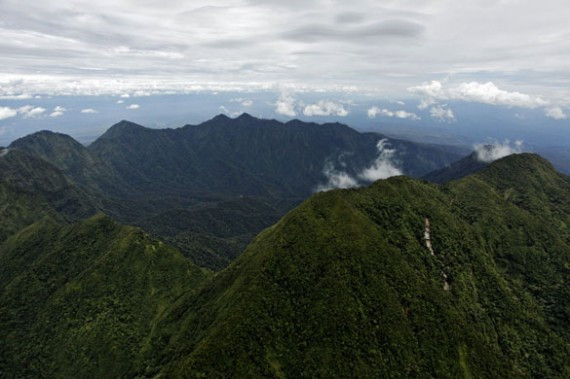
top-left (422, 151), bottom-right (488, 183)
top-left (9, 114), bottom-right (465, 201)
top-left (1, 153), bottom-right (569, 377)
top-left (87, 114), bottom-right (462, 199)
top-left (8, 114), bottom-right (463, 268)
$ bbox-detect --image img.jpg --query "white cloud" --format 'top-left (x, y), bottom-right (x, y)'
top-left (410, 81), bottom-right (548, 109)
top-left (126, 104), bottom-right (139, 109)
top-left (545, 106), bottom-right (567, 120)
top-left (17, 105), bottom-right (46, 118)
top-left (315, 162), bottom-right (359, 192)
top-left (231, 98), bottom-right (253, 107)
top-left (0, 94), bottom-right (33, 100)
top-left (418, 98), bottom-right (436, 110)
top-left (0, 107), bottom-right (18, 120)
top-left (474, 140), bottom-right (523, 163)
top-left (218, 105), bottom-right (243, 117)
top-left (358, 139), bottom-right (402, 181)
top-left (117, 100), bottom-right (124, 104)
top-left (452, 82), bottom-right (548, 108)
top-left (81, 108), bottom-right (98, 114)
top-left (367, 106), bottom-right (419, 120)
top-left (120, 94), bottom-right (131, 98)
top-left (275, 92), bottom-right (297, 117)
top-left (49, 105), bottom-right (66, 117)
top-left (303, 100), bottom-right (349, 117)
top-left (410, 80), bottom-right (444, 99)
top-left (429, 105), bottom-right (455, 122)
top-left (316, 138), bottom-right (401, 192)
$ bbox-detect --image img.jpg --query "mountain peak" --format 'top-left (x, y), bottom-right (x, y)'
top-left (236, 112), bottom-right (256, 121)
top-left (112, 120), bottom-right (146, 130)
top-left (212, 113), bottom-right (231, 122)
top-left (9, 130), bottom-right (85, 160)
top-left (479, 152), bottom-right (558, 181)
top-left (10, 130), bottom-right (79, 148)
top-left (96, 120), bottom-right (149, 140)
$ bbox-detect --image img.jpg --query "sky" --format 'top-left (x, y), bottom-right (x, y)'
top-left (0, 0), bottom-right (569, 146)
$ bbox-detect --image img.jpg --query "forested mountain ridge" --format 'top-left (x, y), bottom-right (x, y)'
top-left (5, 114), bottom-right (463, 269)
top-left (131, 153), bottom-right (568, 378)
top-left (11, 114), bottom-right (463, 200)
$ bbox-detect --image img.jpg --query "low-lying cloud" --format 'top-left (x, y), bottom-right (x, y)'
top-left (230, 98), bottom-right (253, 107)
top-left (315, 162), bottom-right (359, 192)
top-left (0, 105), bottom-right (48, 120)
top-left (219, 105), bottom-right (243, 118)
top-left (0, 107), bottom-right (18, 121)
top-left (358, 139), bottom-right (403, 181)
top-left (409, 80), bottom-right (564, 122)
top-left (303, 100), bottom-right (349, 117)
top-left (18, 105), bottom-right (46, 118)
top-left (429, 104), bottom-right (455, 122)
top-left (410, 81), bottom-right (548, 109)
top-left (474, 140), bottom-right (523, 163)
top-left (545, 106), bottom-right (567, 120)
top-left (49, 105), bottom-right (66, 117)
top-left (367, 106), bottom-right (419, 120)
top-left (316, 138), bottom-right (401, 192)
top-left (275, 91), bottom-right (297, 117)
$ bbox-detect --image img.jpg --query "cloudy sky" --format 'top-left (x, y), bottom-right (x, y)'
top-left (0, 0), bottom-right (569, 144)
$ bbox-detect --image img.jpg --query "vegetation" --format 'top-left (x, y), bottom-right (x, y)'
top-left (0, 214), bottom-right (209, 378)
top-left (7, 115), bottom-right (462, 269)
top-left (135, 154), bottom-right (569, 378)
top-left (1, 116), bottom-right (569, 378)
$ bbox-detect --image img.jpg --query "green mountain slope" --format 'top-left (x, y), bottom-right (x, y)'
top-left (0, 149), bottom-right (98, 242)
top-left (137, 197), bottom-right (283, 270)
top-left (0, 153), bottom-right (568, 378)
top-left (0, 214), bottom-right (209, 378)
top-left (140, 153), bottom-right (569, 378)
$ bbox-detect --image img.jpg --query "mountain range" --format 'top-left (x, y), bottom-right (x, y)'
top-left (4, 114), bottom-right (464, 269)
top-left (0, 115), bottom-right (569, 378)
